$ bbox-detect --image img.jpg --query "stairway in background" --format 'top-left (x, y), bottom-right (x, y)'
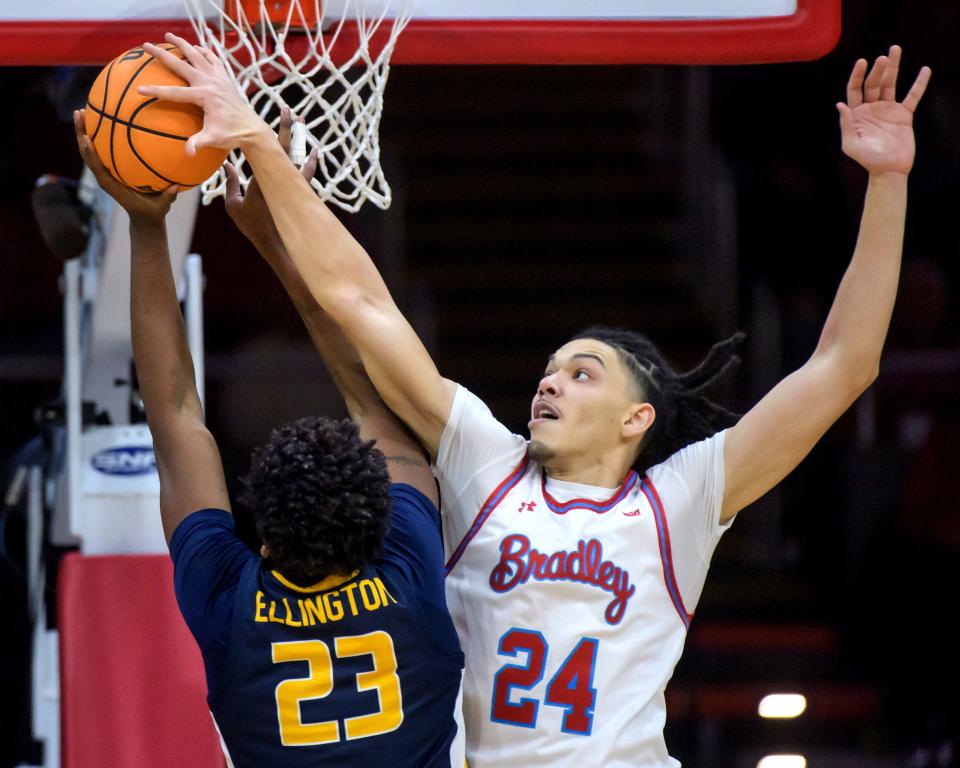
top-left (380, 65), bottom-right (719, 431)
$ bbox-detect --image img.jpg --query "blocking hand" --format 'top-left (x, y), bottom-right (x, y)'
top-left (224, 107), bottom-right (319, 250)
top-left (138, 33), bottom-right (268, 157)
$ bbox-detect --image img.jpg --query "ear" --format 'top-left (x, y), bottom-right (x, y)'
top-left (622, 402), bottom-right (655, 441)
top-left (260, 543), bottom-right (270, 558)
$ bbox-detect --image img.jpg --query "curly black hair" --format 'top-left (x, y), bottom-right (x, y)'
top-left (239, 416), bottom-right (392, 586)
top-left (571, 326), bottom-right (744, 474)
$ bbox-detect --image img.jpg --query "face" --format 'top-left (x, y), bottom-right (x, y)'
top-left (528, 339), bottom-right (653, 468)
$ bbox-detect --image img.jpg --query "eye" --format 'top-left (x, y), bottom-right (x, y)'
top-left (573, 369), bottom-right (591, 381)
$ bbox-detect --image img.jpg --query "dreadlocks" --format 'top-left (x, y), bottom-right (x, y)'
top-left (571, 326), bottom-right (744, 474)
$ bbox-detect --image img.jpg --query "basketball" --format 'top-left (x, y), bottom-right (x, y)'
top-left (84, 44), bottom-right (228, 192)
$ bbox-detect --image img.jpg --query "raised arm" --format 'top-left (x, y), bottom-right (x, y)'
top-left (721, 46), bottom-right (931, 522)
top-left (74, 110), bottom-right (230, 541)
top-left (139, 37), bottom-right (455, 458)
top-left (223, 110), bottom-right (437, 503)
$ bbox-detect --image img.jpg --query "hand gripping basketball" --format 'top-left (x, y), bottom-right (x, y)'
top-left (836, 45), bottom-right (932, 176)
top-left (138, 33), bottom-right (270, 157)
top-left (74, 109), bottom-right (178, 226)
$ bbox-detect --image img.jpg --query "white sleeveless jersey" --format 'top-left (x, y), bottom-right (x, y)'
top-left (435, 387), bottom-right (732, 768)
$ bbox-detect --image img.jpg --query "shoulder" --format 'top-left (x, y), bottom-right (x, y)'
top-left (646, 430), bottom-right (727, 494)
top-left (383, 483), bottom-right (443, 553)
top-left (377, 483), bottom-right (448, 598)
top-left (169, 508), bottom-right (238, 560)
top-left (388, 483), bottom-right (440, 525)
top-left (437, 384), bottom-right (527, 469)
top-left (442, 385), bottom-right (524, 444)
top-left (169, 508), bottom-right (256, 600)
top-left (168, 509), bottom-right (255, 664)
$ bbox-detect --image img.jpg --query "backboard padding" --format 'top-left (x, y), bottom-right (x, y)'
top-left (0, 0), bottom-right (840, 65)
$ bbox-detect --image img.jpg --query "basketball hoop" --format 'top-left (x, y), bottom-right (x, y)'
top-left (183, 0), bottom-right (414, 212)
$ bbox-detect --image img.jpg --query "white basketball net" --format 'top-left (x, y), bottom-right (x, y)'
top-left (184, 0), bottom-right (414, 212)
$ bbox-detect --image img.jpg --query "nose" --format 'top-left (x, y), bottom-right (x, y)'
top-left (538, 371), bottom-right (560, 397)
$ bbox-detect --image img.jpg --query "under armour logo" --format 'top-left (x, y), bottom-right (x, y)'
top-left (622, 508), bottom-right (643, 518)
top-left (517, 501), bottom-right (537, 513)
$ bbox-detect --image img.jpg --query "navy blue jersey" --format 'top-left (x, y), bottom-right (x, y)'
top-left (170, 484), bottom-right (464, 768)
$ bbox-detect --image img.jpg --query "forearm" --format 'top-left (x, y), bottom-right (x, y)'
top-left (241, 130), bottom-right (390, 314)
top-left (722, 175), bottom-right (909, 518)
top-left (255, 235), bottom-right (430, 473)
top-left (129, 218), bottom-right (202, 432)
top-left (237, 128), bottom-right (452, 455)
top-left (813, 172), bottom-right (908, 380)
top-left (255, 238), bottom-right (383, 420)
top-left (256, 236), bottom-right (321, 318)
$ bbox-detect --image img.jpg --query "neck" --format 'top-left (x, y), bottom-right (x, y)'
top-left (540, 455), bottom-right (634, 489)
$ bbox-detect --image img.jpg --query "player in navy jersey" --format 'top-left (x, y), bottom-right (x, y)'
top-left (74, 110), bottom-right (465, 768)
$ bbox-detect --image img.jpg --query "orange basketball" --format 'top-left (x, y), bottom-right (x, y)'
top-left (85, 44), bottom-right (228, 192)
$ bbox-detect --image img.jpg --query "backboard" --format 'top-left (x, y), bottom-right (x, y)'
top-left (0, 0), bottom-right (840, 66)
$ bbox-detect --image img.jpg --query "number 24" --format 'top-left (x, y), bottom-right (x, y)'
top-left (491, 628), bottom-right (599, 736)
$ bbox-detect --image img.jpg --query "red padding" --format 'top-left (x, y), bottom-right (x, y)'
top-left (0, 0), bottom-right (840, 66)
top-left (58, 553), bottom-right (225, 768)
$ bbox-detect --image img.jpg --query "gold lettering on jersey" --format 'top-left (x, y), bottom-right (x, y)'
top-left (282, 598), bottom-right (302, 627)
top-left (359, 580), bottom-right (380, 611)
top-left (341, 582), bottom-right (360, 616)
top-left (376, 577), bottom-right (398, 606)
top-left (255, 591), bottom-right (268, 622)
top-left (269, 600), bottom-right (284, 623)
top-left (323, 592), bottom-right (344, 621)
top-left (304, 597), bottom-right (327, 625)
top-left (253, 577), bottom-right (398, 628)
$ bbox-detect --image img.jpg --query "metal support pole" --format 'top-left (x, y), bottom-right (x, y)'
top-left (184, 254), bottom-right (205, 414)
top-left (63, 259), bottom-right (82, 540)
top-left (27, 466), bottom-right (43, 624)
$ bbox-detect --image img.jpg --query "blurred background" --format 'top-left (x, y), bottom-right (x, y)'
top-left (1, 0), bottom-right (958, 765)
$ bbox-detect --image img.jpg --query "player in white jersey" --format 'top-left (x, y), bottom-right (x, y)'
top-left (142, 39), bottom-right (930, 766)
top-left (437, 386), bottom-right (728, 765)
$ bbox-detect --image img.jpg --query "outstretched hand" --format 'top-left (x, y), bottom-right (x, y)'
top-left (74, 109), bottom-right (177, 225)
top-left (224, 107), bottom-right (319, 250)
top-left (139, 33), bottom-right (268, 156)
top-left (837, 45), bottom-right (931, 176)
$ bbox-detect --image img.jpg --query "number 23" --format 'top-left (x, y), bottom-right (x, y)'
top-left (272, 630), bottom-right (403, 746)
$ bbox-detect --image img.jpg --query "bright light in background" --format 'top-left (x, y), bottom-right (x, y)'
top-left (758, 693), bottom-right (807, 719)
top-left (757, 756), bottom-right (807, 768)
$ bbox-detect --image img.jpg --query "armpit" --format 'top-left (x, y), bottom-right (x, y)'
top-left (383, 453), bottom-right (428, 468)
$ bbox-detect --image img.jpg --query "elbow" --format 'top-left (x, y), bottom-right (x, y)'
top-left (325, 283), bottom-right (391, 328)
top-left (145, 386), bottom-right (204, 437)
top-left (324, 284), bottom-right (365, 324)
top-left (812, 349), bottom-right (879, 400)
top-left (846, 360), bottom-right (880, 400)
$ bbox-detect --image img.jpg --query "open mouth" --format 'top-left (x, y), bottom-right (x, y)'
top-left (532, 400), bottom-right (561, 421)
